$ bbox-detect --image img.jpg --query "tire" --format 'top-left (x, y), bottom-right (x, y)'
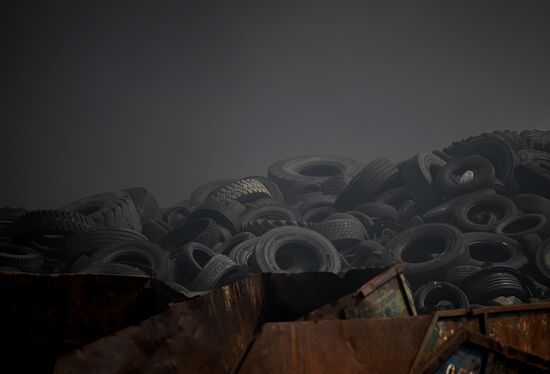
top-left (434, 155), bottom-right (496, 197)
top-left (189, 255), bottom-right (246, 291)
top-left (401, 152), bottom-right (446, 210)
top-left (0, 242), bottom-right (43, 272)
top-left (285, 183), bottom-right (322, 204)
top-left (0, 207), bottom-right (25, 242)
top-left (228, 237), bottom-right (260, 271)
top-left (217, 231), bottom-right (256, 255)
top-left (368, 220), bottom-right (406, 245)
top-left (373, 187), bottom-right (411, 208)
top-left (246, 176), bottom-right (285, 204)
top-left (414, 281), bottom-right (470, 314)
top-left (455, 136), bottom-right (520, 189)
top-left (385, 223), bottom-right (467, 285)
top-left (520, 129), bottom-right (550, 152)
top-left (396, 200), bottom-right (423, 221)
top-left (60, 191), bottom-right (141, 231)
top-left (141, 219), bottom-right (170, 242)
top-left (311, 216), bottom-right (367, 249)
top-left (124, 187), bottom-right (160, 224)
top-left (454, 193), bottom-right (518, 232)
top-left (187, 200), bottom-right (245, 234)
top-left (89, 240), bottom-right (172, 281)
top-left (162, 206), bottom-right (191, 228)
top-left (334, 157), bottom-right (400, 211)
top-left (320, 174), bottom-right (353, 195)
top-left (495, 214), bottom-right (549, 239)
top-left (174, 242), bottom-right (216, 285)
top-left (13, 210), bottom-right (95, 258)
top-left (432, 149), bottom-right (453, 162)
top-left (349, 240), bottom-right (392, 269)
top-left (66, 227), bottom-right (148, 269)
top-left (445, 265), bottom-right (482, 286)
top-left (355, 202), bottom-right (398, 221)
top-left (295, 194), bottom-right (336, 215)
top-left (464, 232), bottom-right (528, 269)
top-left (460, 266), bottom-right (528, 303)
top-left (254, 226), bottom-right (342, 273)
top-left (302, 206), bottom-right (337, 223)
top-left (268, 155), bottom-right (362, 191)
top-left (346, 211), bottom-right (374, 232)
top-left (515, 150), bottom-right (550, 197)
top-left (535, 238), bottom-right (550, 286)
top-left (206, 178), bottom-right (272, 204)
top-left (242, 218), bottom-right (301, 236)
top-left (80, 263), bottom-right (148, 277)
top-left (157, 218), bottom-right (223, 252)
top-left (189, 179), bottom-right (235, 207)
top-left (512, 194), bottom-right (550, 215)
top-left (422, 189), bottom-right (496, 223)
top-left (241, 206), bottom-right (298, 230)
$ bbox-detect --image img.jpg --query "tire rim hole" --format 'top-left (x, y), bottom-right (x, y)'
top-left (501, 216), bottom-right (542, 234)
top-left (275, 242), bottom-right (322, 272)
top-left (467, 203), bottom-right (504, 224)
top-left (469, 242), bottom-right (511, 262)
top-left (401, 236), bottom-right (447, 263)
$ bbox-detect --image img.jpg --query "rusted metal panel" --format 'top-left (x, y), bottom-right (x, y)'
top-left (55, 275), bottom-right (266, 374)
top-left (54, 268), bottom-right (391, 373)
top-left (409, 302), bottom-right (550, 373)
top-left (238, 316), bottom-right (433, 374)
top-left (0, 271), bottom-right (185, 373)
top-left (480, 305), bottom-right (550, 361)
top-left (262, 266), bottom-right (393, 321)
top-left (419, 330), bottom-right (550, 374)
top-left (303, 265), bottom-right (417, 321)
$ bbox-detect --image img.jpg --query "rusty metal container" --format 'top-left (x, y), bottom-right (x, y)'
top-left (409, 302), bottom-right (550, 372)
top-left (237, 317), bottom-right (433, 374)
top-left (418, 330), bottom-right (550, 374)
top-left (53, 267), bottom-right (394, 373)
top-left (303, 264), bottom-right (417, 320)
top-left (0, 271), bottom-right (185, 373)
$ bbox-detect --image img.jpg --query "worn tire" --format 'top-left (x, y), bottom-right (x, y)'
top-left (189, 179), bottom-right (235, 207)
top-left (385, 223), bottom-right (467, 285)
top-left (228, 237), bottom-right (260, 271)
top-left (464, 232), bottom-right (528, 269)
top-left (189, 255), bottom-right (246, 291)
top-left (461, 266), bottom-right (528, 303)
top-left (174, 242), bottom-right (216, 285)
top-left (401, 152), bottom-right (446, 209)
top-left (254, 226), bottom-right (341, 273)
top-left (60, 191), bottom-right (141, 231)
top-left (13, 210), bottom-right (95, 258)
top-left (124, 187), bottom-right (160, 224)
top-left (206, 178), bottom-right (272, 204)
top-left (434, 155), bottom-right (496, 197)
top-left (414, 281), bottom-right (470, 314)
top-left (187, 200), bottom-right (245, 234)
top-left (495, 214), bottom-right (549, 239)
top-left (89, 240), bottom-right (172, 281)
top-left (0, 242), bottom-right (43, 272)
top-left (157, 218), bottom-right (223, 252)
top-left (334, 157), bottom-right (400, 211)
top-left (311, 217), bottom-right (367, 249)
top-left (66, 227), bottom-right (148, 269)
top-left (268, 155), bottom-right (362, 192)
top-left (454, 193), bottom-right (518, 232)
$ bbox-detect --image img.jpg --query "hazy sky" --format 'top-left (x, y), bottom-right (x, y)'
top-left (1, 0), bottom-right (549, 209)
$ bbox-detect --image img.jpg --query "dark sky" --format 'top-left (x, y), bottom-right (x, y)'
top-left (1, 0), bottom-right (550, 209)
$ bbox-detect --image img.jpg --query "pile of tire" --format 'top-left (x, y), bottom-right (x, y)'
top-left (1, 129), bottom-right (550, 304)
